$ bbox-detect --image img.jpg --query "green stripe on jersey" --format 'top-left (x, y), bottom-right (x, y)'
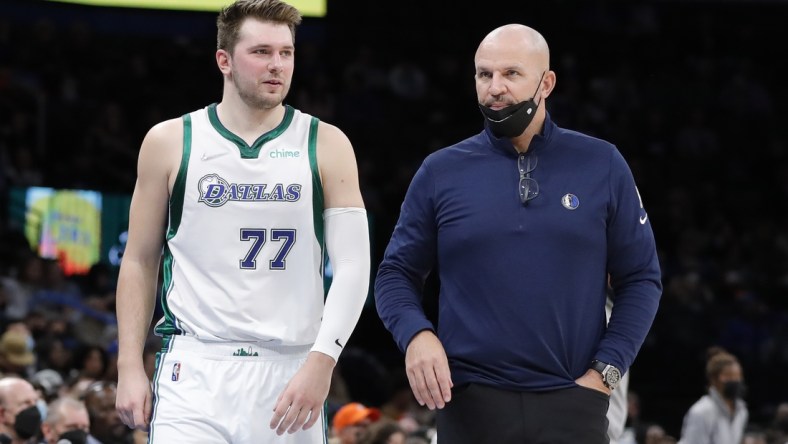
top-left (308, 117), bottom-right (325, 279)
top-left (155, 114), bottom-right (191, 336)
top-left (207, 103), bottom-right (294, 159)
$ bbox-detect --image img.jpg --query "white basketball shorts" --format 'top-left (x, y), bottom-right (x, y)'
top-left (148, 335), bottom-right (327, 443)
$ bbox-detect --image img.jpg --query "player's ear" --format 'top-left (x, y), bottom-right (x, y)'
top-left (216, 49), bottom-right (232, 75)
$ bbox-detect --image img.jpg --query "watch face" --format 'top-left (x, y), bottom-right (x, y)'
top-left (606, 367), bottom-right (622, 387)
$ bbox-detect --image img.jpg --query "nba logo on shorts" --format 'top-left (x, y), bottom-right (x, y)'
top-left (172, 362), bottom-right (181, 381)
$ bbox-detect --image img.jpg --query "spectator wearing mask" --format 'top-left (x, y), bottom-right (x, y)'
top-left (40, 397), bottom-right (90, 444)
top-left (0, 377), bottom-right (42, 444)
top-left (679, 347), bottom-right (748, 444)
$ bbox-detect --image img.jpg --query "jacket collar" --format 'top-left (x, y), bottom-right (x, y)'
top-left (483, 111), bottom-right (556, 157)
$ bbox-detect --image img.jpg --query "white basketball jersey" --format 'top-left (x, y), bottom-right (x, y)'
top-left (154, 103), bottom-right (325, 345)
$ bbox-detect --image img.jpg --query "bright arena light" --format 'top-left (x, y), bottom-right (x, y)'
top-left (46, 0), bottom-right (326, 17)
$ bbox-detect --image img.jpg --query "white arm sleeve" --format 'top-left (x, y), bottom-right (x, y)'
top-left (310, 207), bottom-right (371, 362)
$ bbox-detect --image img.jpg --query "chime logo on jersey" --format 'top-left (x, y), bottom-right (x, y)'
top-left (172, 362), bottom-right (181, 381)
top-left (198, 174), bottom-right (302, 207)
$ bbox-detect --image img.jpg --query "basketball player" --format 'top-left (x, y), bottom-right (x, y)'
top-left (114, 1), bottom-right (371, 443)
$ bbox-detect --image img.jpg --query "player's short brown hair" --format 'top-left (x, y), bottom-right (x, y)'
top-left (217, 0), bottom-right (302, 54)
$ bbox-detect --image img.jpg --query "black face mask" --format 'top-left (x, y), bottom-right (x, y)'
top-left (13, 405), bottom-right (42, 439)
top-left (722, 381), bottom-right (746, 400)
top-left (478, 71), bottom-right (545, 138)
top-left (56, 429), bottom-right (88, 444)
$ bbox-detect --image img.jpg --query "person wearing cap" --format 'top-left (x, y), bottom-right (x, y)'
top-left (330, 403), bottom-right (381, 444)
top-left (0, 330), bottom-right (36, 378)
top-left (29, 371), bottom-right (65, 405)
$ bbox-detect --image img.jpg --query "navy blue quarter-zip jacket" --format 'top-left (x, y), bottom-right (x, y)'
top-left (375, 113), bottom-right (662, 391)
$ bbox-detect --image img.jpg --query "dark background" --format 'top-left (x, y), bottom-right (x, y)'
top-left (1, 0), bottom-right (787, 438)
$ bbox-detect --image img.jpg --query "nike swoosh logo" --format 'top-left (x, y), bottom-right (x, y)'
top-left (334, 339), bottom-right (343, 348)
top-left (201, 152), bottom-right (227, 161)
top-left (640, 214), bottom-right (648, 224)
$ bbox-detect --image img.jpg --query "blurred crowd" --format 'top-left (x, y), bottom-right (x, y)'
top-left (1, 0), bottom-right (788, 442)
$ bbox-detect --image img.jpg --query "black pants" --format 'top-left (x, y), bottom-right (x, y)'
top-left (436, 383), bottom-right (610, 444)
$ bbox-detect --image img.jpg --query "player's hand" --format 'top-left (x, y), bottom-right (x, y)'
top-left (270, 351), bottom-right (334, 435)
top-left (116, 364), bottom-right (153, 431)
top-left (405, 330), bottom-right (453, 410)
top-left (575, 369), bottom-right (612, 396)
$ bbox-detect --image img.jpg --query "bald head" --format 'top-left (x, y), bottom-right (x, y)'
top-left (0, 376), bottom-right (38, 429)
top-left (476, 24), bottom-right (550, 73)
top-left (474, 24), bottom-right (556, 144)
top-left (0, 377), bottom-right (37, 405)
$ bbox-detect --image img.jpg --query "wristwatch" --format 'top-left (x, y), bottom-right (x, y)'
top-left (591, 360), bottom-right (622, 390)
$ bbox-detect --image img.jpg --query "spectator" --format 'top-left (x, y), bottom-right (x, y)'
top-left (0, 330), bottom-right (36, 378)
top-left (29, 369), bottom-right (64, 404)
top-left (679, 347), bottom-right (748, 444)
top-left (0, 376), bottom-right (41, 444)
top-left (359, 418), bottom-right (406, 444)
top-left (81, 381), bottom-right (132, 444)
top-left (764, 402), bottom-right (788, 444)
top-left (40, 397), bottom-right (90, 444)
top-left (331, 402), bottom-right (381, 444)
